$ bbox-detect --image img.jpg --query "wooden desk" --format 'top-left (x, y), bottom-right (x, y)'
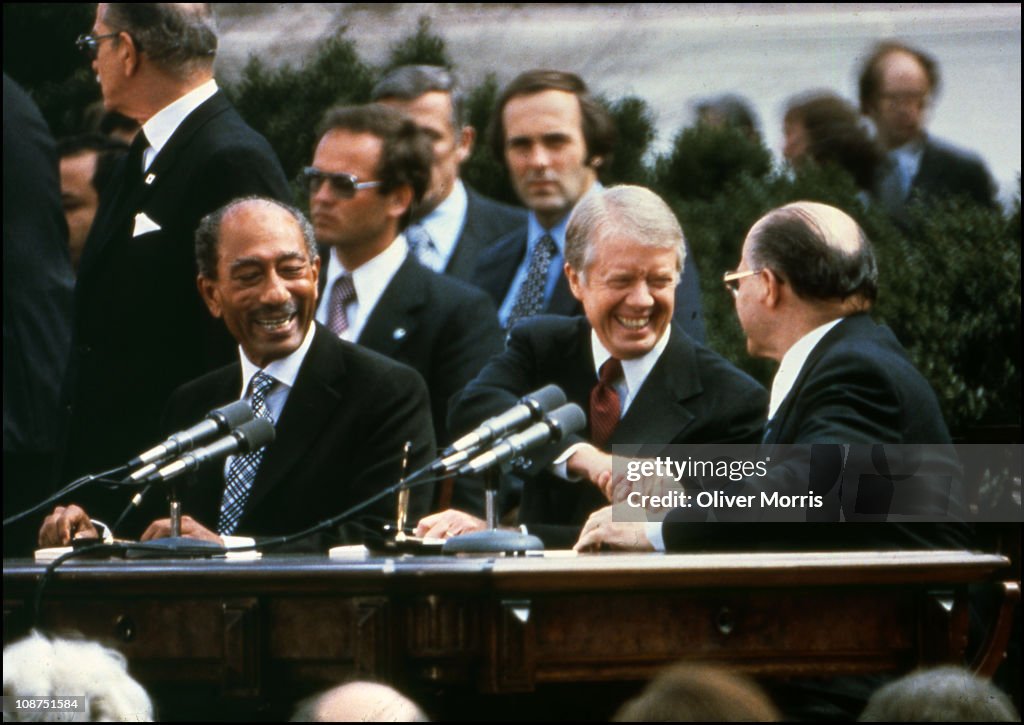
top-left (2, 550), bottom-right (1014, 719)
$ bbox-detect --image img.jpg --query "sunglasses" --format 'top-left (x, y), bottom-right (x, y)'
top-left (302, 167), bottom-right (382, 199)
top-left (75, 32), bottom-right (121, 60)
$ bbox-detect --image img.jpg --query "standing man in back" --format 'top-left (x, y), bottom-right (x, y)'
top-left (63, 3), bottom-right (292, 483)
top-left (371, 65), bottom-right (525, 283)
top-left (475, 69), bottom-right (704, 340)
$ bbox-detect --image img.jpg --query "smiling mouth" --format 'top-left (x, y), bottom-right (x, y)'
top-left (255, 311), bottom-right (297, 332)
top-left (616, 315), bottom-right (650, 330)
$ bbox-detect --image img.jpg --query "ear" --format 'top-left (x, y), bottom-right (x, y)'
top-left (387, 184), bottom-right (414, 222)
top-left (762, 269), bottom-right (783, 309)
top-left (565, 262), bottom-right (585, 303)
top-left (197, 275), bottom-right (222, 319)
top-left (455, 125), bottom-right (475, 164)
top-left (118, 31), bottom-right (141, 77)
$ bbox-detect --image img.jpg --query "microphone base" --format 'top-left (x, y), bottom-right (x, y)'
top-left (124, 537), bottom-right (227, 559)
top-left (442, 529), bottom-right (544, 555)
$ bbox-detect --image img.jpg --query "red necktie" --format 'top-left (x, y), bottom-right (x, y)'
top-left (590, 358), bottom-right (622, 448)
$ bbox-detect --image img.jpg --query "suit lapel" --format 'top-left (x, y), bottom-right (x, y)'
top-left (764, 315), bottom-right (867, 445)
top-left (474, 230), bottom-right (526, 307)
top-left (242, 327), bottom-right (345, 514)
top-left (76, 93), bottom-right (230, 282)
top-left (611, 324), bottom-right (698, 445)
top-left (356, 256), bottom-right (427, 357)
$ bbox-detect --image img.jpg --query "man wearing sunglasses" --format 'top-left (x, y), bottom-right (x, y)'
top-left (308, 104), bottom-right (503, 513)
top-left (62, 4), bottom-right (291, 488)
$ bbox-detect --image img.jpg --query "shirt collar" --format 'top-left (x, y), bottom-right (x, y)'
top-left (141, 79), bottom-right (218, 160)
top-left (524, 180), bottom-right (602, 254)
top-left (416, 179), bottom-right (468, 262)
top-left (238, 320), bottom-right (316, 395)
top-left (589, 324), bottom-right (672, 409)
top-left (332, 235), bottom-right (408, 310)
top-left (768, 317), bottom-right (844, 419)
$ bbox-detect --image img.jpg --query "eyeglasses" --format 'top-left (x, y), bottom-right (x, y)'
top-left (302, 167), bottom-right (382, 199)
top-left (75, 32), bottom-right (121, 60)
top-left (723, 268), bottom-right (761, 296)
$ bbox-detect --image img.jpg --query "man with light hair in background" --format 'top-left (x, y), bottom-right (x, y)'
top-left (3, 631), bottom-right (153, 721)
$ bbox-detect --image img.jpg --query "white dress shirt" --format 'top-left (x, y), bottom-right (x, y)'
top-left (314, 236), bottom-right (409, 342)
top-left (140, 78), bottom-right (218, 172)
top-left (408, 179), bottom-right (468, 272)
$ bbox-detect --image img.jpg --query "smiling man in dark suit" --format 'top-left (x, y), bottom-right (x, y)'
top-left (371, 65), bottom-right (526, 282)
top-left (308, 105), bottom-right (503, 511)
top-left (416, 186), bottom-right (765, 546)
top-left (40, 198), bottom-right (434, 549)
top-left (62, 4), bottom-right (292, 485)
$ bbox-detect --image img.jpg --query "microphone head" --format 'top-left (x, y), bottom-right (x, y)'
top-left (211, 399), bottom-right (256, 429)
top-left (523, 384), bottom-right (567, 415)
top-left (235, 418), bottom-right (276, 452)
top-left (546, 403), bottom-right (587, 441)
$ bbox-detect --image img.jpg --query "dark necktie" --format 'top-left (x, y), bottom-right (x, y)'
top-left (327, 273), bottom-right (356, 337)
top-left (507, 233), bottom-right (557, 329)
top-left (218, 371), bottom-right (275, 535)
top-left (123, 129), bottom-right (149, 189)
top-left (590, 358), bottom-right (623, 448)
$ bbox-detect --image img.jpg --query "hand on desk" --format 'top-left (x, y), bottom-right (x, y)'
top-left (38, 505), bottom-right (99, 547)
top-left (415, 509), bottom-right (487, 539)
top-left (574, 506), bottom-right (654, 552)
top-left (141, 516), bottom-right (224, 545)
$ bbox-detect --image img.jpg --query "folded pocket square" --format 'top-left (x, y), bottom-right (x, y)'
top-left (132, 212), bottom-right (161, 237)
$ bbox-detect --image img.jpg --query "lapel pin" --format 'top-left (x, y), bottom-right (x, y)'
top-left (144, 173), bottom-right (156, 185)
top-left (392, 327), bottom-right (407, 340)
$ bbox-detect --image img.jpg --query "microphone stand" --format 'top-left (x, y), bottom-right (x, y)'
top-left (125, 480), bottom-right (224, 558)
top-left (442, 466), bottom-right (543, 555)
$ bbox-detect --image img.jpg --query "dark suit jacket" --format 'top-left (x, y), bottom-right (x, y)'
top-left (130, 325), bottom-right (436, 551)
top-left (472, 224), bottom-right (706, 342)
top-left (912, 135), bottom-right (996, 207)
top-left (3, 75), bottom-right (75, 555)
top-left (444, 186), bottom-right (526, 282)
top-left (449, 315), bottom-right (767, 546)
top-left (663, 314), bottom-right (971, 552)
top-left (320, 253), bottom-right (504, 448)
top-left (874, 134), bottom-right (996, 224)
top-left (63, 91), bottom-right (292, 482)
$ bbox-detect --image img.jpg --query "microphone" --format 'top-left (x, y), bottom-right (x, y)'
top-left (141, 419), bottom-right (276, 483)
top-left (458, 403), bottom-right (586, 475)
top-left (436, 385), bottom-right (566, 471)
top-left (127, 401), bottom-right (255, 478)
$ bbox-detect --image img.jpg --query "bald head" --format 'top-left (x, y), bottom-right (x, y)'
top-left (291, 681), bottom-right (428, 722)
top-left (745, 201), bottom-right (878, 304)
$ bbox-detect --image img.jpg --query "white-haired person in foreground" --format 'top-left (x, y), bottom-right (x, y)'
top-left (3, 630), bottom-right (153, 722)
top-left (291, 680), bottom-right (429, 722)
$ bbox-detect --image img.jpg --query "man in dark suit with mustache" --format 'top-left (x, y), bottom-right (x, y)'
top-left (41, 198), bottom-right (434, 550)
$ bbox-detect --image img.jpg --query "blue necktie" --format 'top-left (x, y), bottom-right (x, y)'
top-left (218, 371), bottom-right (274, 535)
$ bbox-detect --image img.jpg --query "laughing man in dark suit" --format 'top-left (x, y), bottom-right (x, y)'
top-left (40, 198), bottom-right (435, 549)
top-left (63, 3), bottom-right (291, 483)
top-left (416, 186), bottom-right (765, 547)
